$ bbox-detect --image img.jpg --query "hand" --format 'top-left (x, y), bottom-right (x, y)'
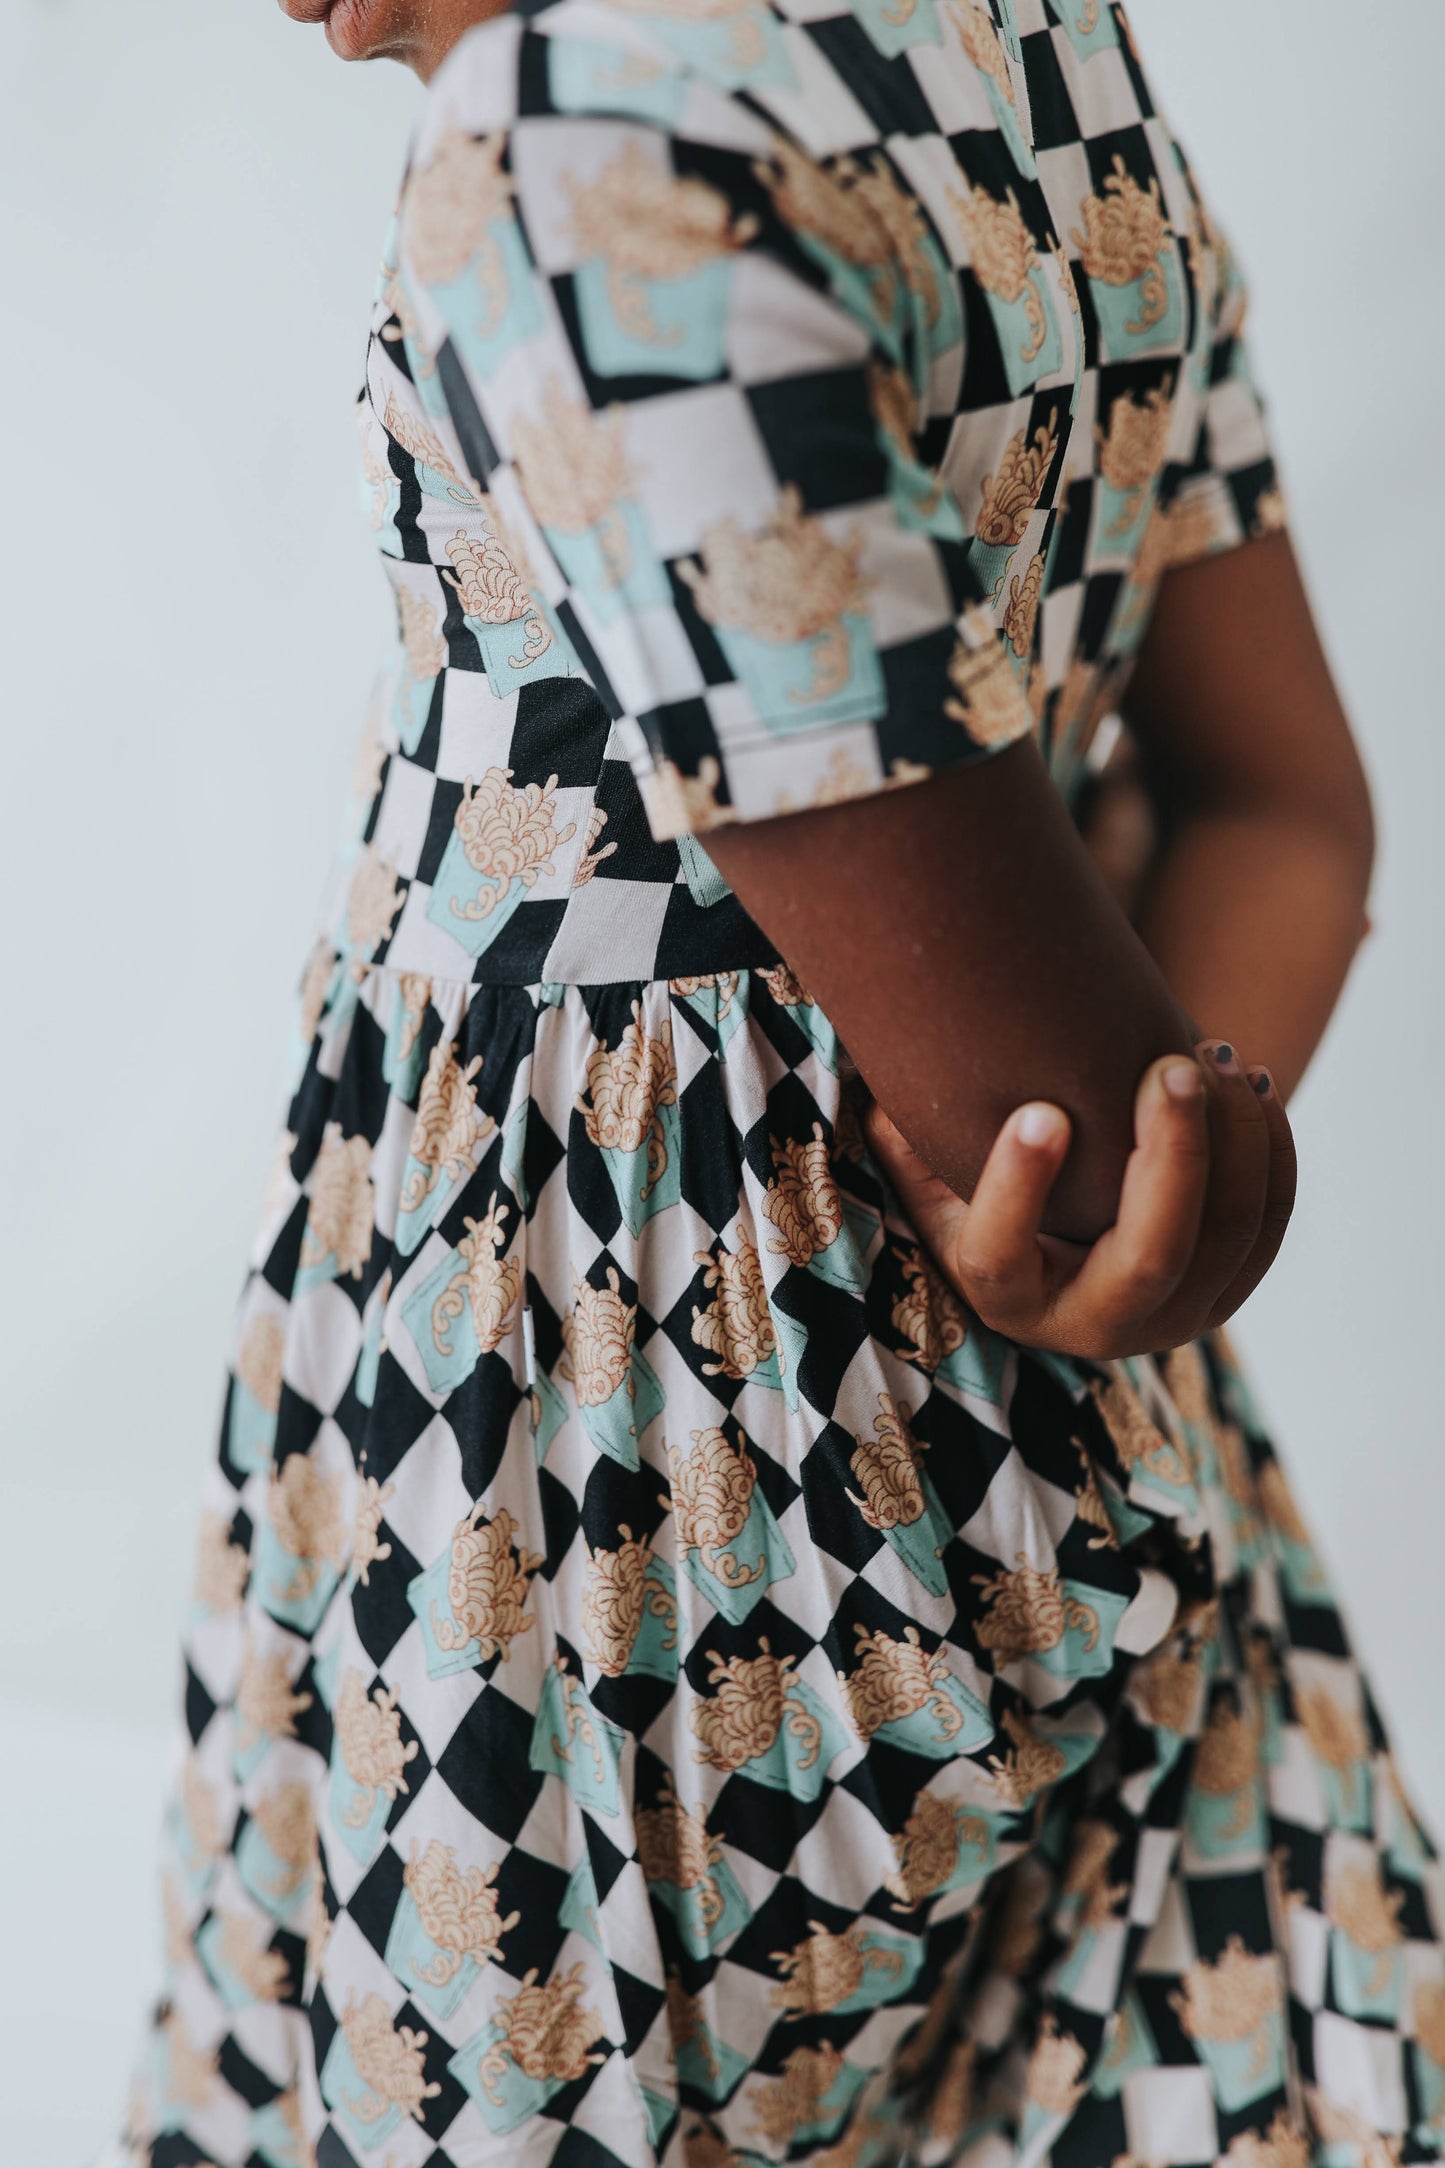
top-left (863, 1039), bottom-right (1297, 1361)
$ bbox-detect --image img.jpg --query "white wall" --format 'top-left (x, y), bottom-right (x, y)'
top-left (1, 2), bottom-right (1441, 2159)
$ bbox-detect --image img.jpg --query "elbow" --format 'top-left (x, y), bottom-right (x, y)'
top-left (1326, 747), bottom-right (1377, 896)
top-left (1320, 760), bottom-right (1377, 947)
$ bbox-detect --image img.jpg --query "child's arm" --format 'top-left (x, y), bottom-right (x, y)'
top-left (1120, 529), bottom-right (1376, 1104)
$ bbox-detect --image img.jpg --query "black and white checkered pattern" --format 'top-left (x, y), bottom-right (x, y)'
top-left (107, 10), bottom-right (1441, 2168)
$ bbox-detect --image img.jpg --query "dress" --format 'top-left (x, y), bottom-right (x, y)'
top-left (116, 4), bottom-right (1445, 2165)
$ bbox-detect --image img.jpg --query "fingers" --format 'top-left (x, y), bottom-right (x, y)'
top-left (864, 1094), bottom-right (1073, 1334)
top-left (1061, 1052), bottom-right (1210, 1339)
top-left (1203, 1064), bottom-right (1298, 1326)
top-left (940, 1101), bottom-right (1072, 1326)
top-left (1177, 1037), bottom-right (1272, 1304)
top-left (866, 1033), bottom-right (1291, 1364)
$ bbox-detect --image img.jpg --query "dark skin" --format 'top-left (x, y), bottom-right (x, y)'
top-left (713, 530), bottom-right (1371, 1357)
top-left (284, 0), bottom-right (1377, 1358)
top-left (710, 532), bottom-right (1371, 1214)
top-left (277, 0), bottom-right (508, 73)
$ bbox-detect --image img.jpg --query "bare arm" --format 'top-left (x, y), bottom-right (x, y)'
top-left (1122, 529), bottom-right (1376, 1103)
top-left (705, 734), bottom-right (1201, 1247)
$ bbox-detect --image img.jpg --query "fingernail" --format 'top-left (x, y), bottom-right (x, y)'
top-left (1162, 1059), bottom-right (1204, 1101)
top-left (1246, 1066), bottom-right (1273, 1097)
top-left (1015, 1102), bottom-right (1065, 1147)
top-left (1201, 1039), bottom-right (1239, 1072)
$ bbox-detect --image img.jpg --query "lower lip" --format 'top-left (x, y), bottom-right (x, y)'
top-left (323, 0), bottom-right (379, 55)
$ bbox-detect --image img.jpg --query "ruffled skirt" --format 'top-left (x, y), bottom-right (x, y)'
top-left (114, 954), bottom-right (1445, 2168)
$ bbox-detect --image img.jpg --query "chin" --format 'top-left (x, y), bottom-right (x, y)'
top-left (321, 0), bottom-right (414, 63)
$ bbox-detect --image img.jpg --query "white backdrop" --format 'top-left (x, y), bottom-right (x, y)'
top-left (1, 1), bottom-right (1441, 2157)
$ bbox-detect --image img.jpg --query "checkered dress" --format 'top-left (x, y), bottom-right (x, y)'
top-left (115, 5), bottom-right (1445, 2166)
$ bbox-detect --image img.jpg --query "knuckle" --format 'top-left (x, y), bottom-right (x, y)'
top-left (955, 1248), bottom-right (1019, 1299)
top-left (1110, 1253), bottom-right (1180, 1308)
top-left (1075, 1325), bottom-right (1132, 1362)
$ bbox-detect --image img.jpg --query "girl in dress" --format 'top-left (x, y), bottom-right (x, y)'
top-left (116, 3), bottom-right (1418, 2165)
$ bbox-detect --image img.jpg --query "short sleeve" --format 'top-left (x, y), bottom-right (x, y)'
top-left (388, 21), bottom-right (1036, 840)
top-left (1150, 218), bottom-right (1288, 574)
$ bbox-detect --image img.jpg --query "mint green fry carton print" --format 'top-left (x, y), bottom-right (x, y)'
top-left (404, 130), bottom-right (543, 378)
top-left (380, 968), bottom-right (431, 1099)
top-left (394, 1041), bottom-right (495, 1258)
top-left (328, 1669), bottom-right (419, 1868)
top-left (844, 1393), bottom-right (954, 1599)
top-left (192, 1912), bottom-right (282, 2014)
top-left (680, 488), bottom-right (886, 737)
top-left (973, 1551), bottom-right (1132, 1685)
top-left (383, 1838), bottom-right (520, 2021)
top-left (294, 1121), bottom-right (377, 1296)
top-left (227, 1309), bottom-right (284, 1475)
top-left (513, 381), bottom-right (672, 627)
top-left (561, 1266), bottom-right (666, 1470)
top-left (1326, 1852), bottom-right (1406, 2022)
top-left (769, 1918), bottom-right (923, 2020)
top-left (1070, 155), bottom-right (1185, 363)
top-left (529, 1655), bottom-right (626, 1816)
top-left (407, 1500), bottom-right (543, 1681)
top-left (250, 2094), bottom-right (311, 2168)
top-left (689, 1231), bottom-right (802, 1413)
top-left (401, 1194), bottom-right (522, 1397)
top-left (567, 139), bottom-right (759, 382)
top-left (427, 768), bottom-right (577, 959)
top-left (1087, 386), bottom-right (1172, 567)
top-left (953, 181), bottom-right (1063, 398)
top-left (851, 0), bottom-right (942, 61)
top-left (756, 965), bottom-right (845, 1070)
top-left (321, 1994), bottom-right (441, 2146)
top-left (390, 581), bottom-right (447, 756)
top-left (1170, 1936), bottom-right (1287, 2113)
top-left (953, 0), bottom-right (1034, 175)
top-left (757, 140), bottom-right (905, 359)
top-left (885, 1792), bottom-right (1007, 1912)
top-left (576, 1002), bottom-right (682, 1238)
top-left (620, 0), bottom-right (797, 91)
top-left (691, 1641), bottom-right (849, 1804)
top-left (253, 1452), bottom-right (346, 1637)
top-left (1183, 1696), bottom-right (1268, 1862)
top-left (448, 1961), bottom-right (610, 2133)
top-left (581, 1527), bottom-right (679, 1684)
top-left (755, 2057), bottom-right (873, 2154)
top-left (966, 406), bottom-right (1061, 600)
top-left (840, 1623), bottom-right (994, 1762)
top-left (235, 1782), bottom-right (317, 1932)
top-left (1050, 0), bottom-right (1119, 60)
top-left (547, 35), bottom-right (687, 126)
top-left (1091, 1987), bottom-right (1160, 2099)
top-left (1414, 1986), bottom-right (1445, 2148)
top-left (888, 1241), bottom-right (1012, 1410)
top-left (441, 517), bottom-right (578, 695)
top-left (636, 1775), bottom-right (753, 1959)
top-left (667, 1424), bottom-right (797, 1626)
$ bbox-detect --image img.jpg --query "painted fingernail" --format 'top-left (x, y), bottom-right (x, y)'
top-left (1246, 1067), bottom-right (1273, 1097)
top-left (1162, 1060), bottom-right (1204, 1101)
top-left (1199, 1039), bottom-right (1238, 1071)
top-left (1015, 1102), bottom-right (1065, 1147)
